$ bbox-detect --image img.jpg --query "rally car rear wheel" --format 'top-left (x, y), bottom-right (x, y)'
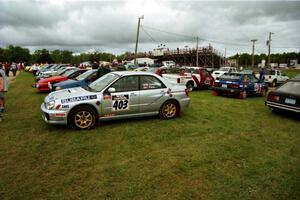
top-left (239, 91), bottom-right (247, 99)
top-left (68, 106), bottom-right (96, 130)
top-left (159, 100), bottom-right (179, 119)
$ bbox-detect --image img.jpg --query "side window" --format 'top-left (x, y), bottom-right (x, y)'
top-left (140, 75), bottom-right (166, 90)
top-left (111, 76), bottom-right (139, 92)
top-left (202, 70), bottom-right (209, 76)
top-left (250, 75), bottom-right (258, 83)
top-left (243, 75), bottom-right (249, 82)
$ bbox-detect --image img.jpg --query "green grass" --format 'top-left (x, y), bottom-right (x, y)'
top-left (0, 72), bottom-right (299, 200)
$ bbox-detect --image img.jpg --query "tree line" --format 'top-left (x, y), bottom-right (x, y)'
top-left (0, 45), bottom-right (116, 64)
top-left (229, 52), bottom-right (300, 67)
top-left (0, 45), bottom-right (299, 66)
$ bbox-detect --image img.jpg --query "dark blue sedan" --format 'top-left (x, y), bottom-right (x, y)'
top-left (52, 70), bottom-right (98, 91)
top-left (212, 71), bottom-right (268, 99)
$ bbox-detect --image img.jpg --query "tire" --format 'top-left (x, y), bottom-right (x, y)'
top-left (239, 90), bottom-right (247, 99)
top-left (186, 82), bottom-right (194, 91)
top-left (212, 90), bottom-right (219, 96)
top-left (159, 100), bottom-right (179, 119)
top-left (260, 89), bottom-right (266, 97)
top-left (68, 105), bottom-right (97, 130)
top-left (271, 79), bottom-right (277, 87)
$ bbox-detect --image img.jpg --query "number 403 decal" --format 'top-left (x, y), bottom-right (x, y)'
top-left (111, 95), bottom-right (129, 111)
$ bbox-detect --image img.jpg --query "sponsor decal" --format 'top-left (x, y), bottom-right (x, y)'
top-left (55, 113), bottom-right (66, 117)
top-left (112, 95), bottom-right (129, 111)
top-left (62, 105), bottom-right (69, 108)
top-left (167, 88), bottom-right (173, 97)
top-left (61, 95), bottom-right (97, 104)
top-left (102, 113), bottom-right (115, 117)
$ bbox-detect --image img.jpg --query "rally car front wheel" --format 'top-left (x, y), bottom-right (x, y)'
top-left (68, 106), bottom-right (97, 130)
top-left (159, 100), bottom-right (179, 119)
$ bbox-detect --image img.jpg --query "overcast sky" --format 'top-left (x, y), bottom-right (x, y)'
top-left (0, 0), bottom-right (299, 56)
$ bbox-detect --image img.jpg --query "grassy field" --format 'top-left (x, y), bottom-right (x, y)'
top-left (0, 71), bottom-right (299, 200)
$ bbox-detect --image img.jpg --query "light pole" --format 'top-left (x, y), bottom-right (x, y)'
top-left (267, 32), bottom-right (274, 67)
top-left (251, 39), bottom-right (257, 68)
top-left (134, 15), bottom-right (144, 65)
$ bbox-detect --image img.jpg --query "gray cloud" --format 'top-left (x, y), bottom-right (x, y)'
top-left (0, 0), bottom-right (299, 56)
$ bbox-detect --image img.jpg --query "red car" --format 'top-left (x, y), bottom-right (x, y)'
top-left (34, 69), bottom-right (87, 91)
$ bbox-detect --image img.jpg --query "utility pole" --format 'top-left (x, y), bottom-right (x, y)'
top-left (224, 48), bottom-right (226, 66)
top-left (251, 39), bottom-right (257, 68)
top-left (196, 36), bottom-right (199, 67)
top-left (267, 32), bottom-right (274, 67)
top-left (134, 15), bottom-right (144, 65)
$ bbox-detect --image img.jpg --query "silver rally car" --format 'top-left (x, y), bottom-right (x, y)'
top-left (41, 71), bottom-right (190, 129)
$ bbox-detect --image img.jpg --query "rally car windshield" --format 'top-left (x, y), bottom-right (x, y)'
top-left (89, 73), bottom-right (119, 92)
top-left (75, 70), bottom-right (95, 81)
top-left (63, 69), bottom-right (76, 77)
top-left (219, 73), bottom-right (241, 81)
top-left (277, 81), bottom-right (300, 95)
top-left (219, 67), bottom-right (230, 71)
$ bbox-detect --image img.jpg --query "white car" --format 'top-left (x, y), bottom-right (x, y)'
top-left (41, 71), bottom-right (190, 130)
top-left (212, 67), bottom-right (238, 79)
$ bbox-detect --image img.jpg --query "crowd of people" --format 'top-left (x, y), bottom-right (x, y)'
top-left (0, 62), bottom-right (24, 77)
top-left (0, 63), bottom-right (10, 122)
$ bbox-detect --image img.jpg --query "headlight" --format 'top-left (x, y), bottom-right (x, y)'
top-left (36, 84), bottom-right (39, 88)
top-left (46, 100), bottom-right (55, 110)
top-left (55, 87), bottom-right (62, 91)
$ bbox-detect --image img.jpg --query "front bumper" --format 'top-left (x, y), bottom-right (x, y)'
top-left (265, 101), bottom-right (300, 113)
top-left (41, 103), bottom-right (68, 125)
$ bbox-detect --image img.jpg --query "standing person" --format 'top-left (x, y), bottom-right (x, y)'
top-left (11, 62), bottom-right (17, 76)
top-left (259, 67), bottom-right (265, 82)
top-left (4, 62), bottom-right (10, 77)
top-left (92, 61), bottom-right (99, 69)
top-left (0, 68), bottom-right (9, 122)
top-left (96, 64), bottom-right (111, 78)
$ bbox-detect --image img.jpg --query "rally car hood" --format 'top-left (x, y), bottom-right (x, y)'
top-left (39, 76), bottom-right (67, 83)
top-left (49, 87), bottom-right (98, 101)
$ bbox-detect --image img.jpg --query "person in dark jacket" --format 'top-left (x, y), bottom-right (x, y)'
top-left (96, 64), bottom-right (111, 78)
top-left (92, 61), bottom-right (99, 70)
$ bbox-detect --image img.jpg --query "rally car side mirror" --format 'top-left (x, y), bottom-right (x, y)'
top-left (108, 87), bottom-right (116, 93)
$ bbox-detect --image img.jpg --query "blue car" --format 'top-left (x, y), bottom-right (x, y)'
top-left (212, 71), bottom-right (268, 99)
top-left (52, 69), bottom-right (98, 91)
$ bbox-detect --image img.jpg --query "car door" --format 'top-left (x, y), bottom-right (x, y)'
top-left (139, 75), bottom-right (168, 113)
top-left (249, 74), bottom-right (260, 94)
top-left (101, 75), bottom-right (140, 117)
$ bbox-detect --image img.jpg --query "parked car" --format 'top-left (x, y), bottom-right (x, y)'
top-left (36, 66), bottom-right (75, 82)
top-left (41, 71), bottom-right (190, 130)
top-left (212, 71), bottom-right (268, 99)
top-left (34, 69), bottom-right (87, 92)
top-left (257, 69), bottom-right (289, 87)
top-left (158, 67), bottom-right (214, 90)
top-left (37, 64), bottom-right (70, 78)
top-left (265, 74), bottom-right (300, 113)
top-left (211, 66), bottom-right (238, 79)
top-left (51, 69), bottom-right (98, 91)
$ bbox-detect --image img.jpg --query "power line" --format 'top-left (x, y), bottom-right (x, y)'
top-left (141, 24), bottom-right (300, 49)
top-left (140, 26), bottom-right (157, 43)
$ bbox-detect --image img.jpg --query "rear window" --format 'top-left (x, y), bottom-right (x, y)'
top-left (265, 70), bottom-right (276, 75)
top-left (218, 73), bottom-right (241, 81)
top-left (277, 81), bottom-right (300, 95)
